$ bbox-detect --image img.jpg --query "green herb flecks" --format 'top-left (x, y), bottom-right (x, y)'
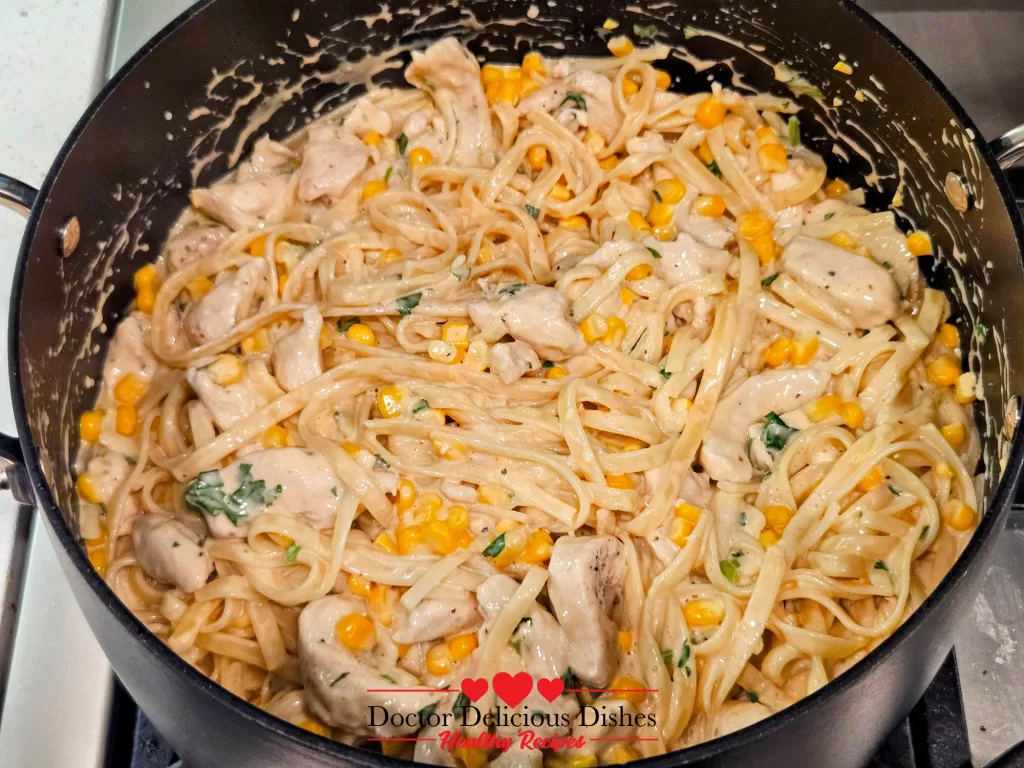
top-left (525, 203), bottom-right (541, 220)
top-left (739, 512), bottom-right (748, 526)
top-left (331, 486), bottom-right (338, 497)
top-left (873, 560), bottom-right (889, 571)
top-left (396, 292), bottom-right (422, 316)
top-left (381, 674), bottom-right (398, 684)
top-left (888, 484), bottom-right (901, 496)
top-left (285, 543), bottom-right (301, 562)
top-left (453, 692), bottom-right (470, 719)
top-left (184, 465), bottom-right (279, 526)
top-left (660, 649), bottom-right (674, 666)
top-left (659, 369), bottom-right (672, 380)
top-left (559, 668), bottom-right (578, 693)
top-left (559, 91), bottom-right (587, 111)
top-left (483, 533), bottom-right (506, 558)
top-left (788, 116), bottom-right (800, 147)
top-left (374, 454), bottom-right (391, 470)
top-left (330, 672), bottom-right (349, 687)
top-left (677, 641), bottom-right (691, 676)
top-left (646, 246), bottom-right (662, 259)
top-left (975, 322), bottom-right (988, 341)
top-left (396, 133), bottom-right (409, 155)
top-left (338, 317), bottom-right (360, 333)
top-left (824, 212), bottom-right (835, 220)
top-left (760, 412), bottom-right (797, 453)
top-left (747, 691), bottom-right (760, 703)
top-left (761, 273), bottom-right (780, 287)
top-left (542, 360), bottom-right (554, 369)
top-left (498, 283), bottom-right (527, 296)
top-left (452, 264), bottom-right (471, 281)
top-left (634, 23), bottom-right (660, 39)
top-left (413, 399), bottom-right (430, 415)
top-left (383, 166), bottom-right (393, 183)
top-left (652, 190), bottom-right (662, 203)
top-left (418, 702), bottom-right (438, 719)
top-left (707, 160), bottom-right (723, 179)
top-left (920, 525), bottom-right (930, 540)
top-left (720, 558), bottom-right (741, 584)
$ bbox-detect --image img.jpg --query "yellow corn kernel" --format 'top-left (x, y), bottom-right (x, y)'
top-left (207, 354), bottom-right (243, 386)
top-left (955, 372), bottom-right (977, 405)
top-left (136, 286), bottom-right (156, 314)
top-left (621, 78), bottom-right (639, 98)
top-left (417, 493), bottom-right (444, 519)
top-left (695, 194), bottom-right (726, 217)
top-left (377, 385), bottom-right (403, 418)
top-left (620, 287), bottom-right (634, 307)
top-left (186, 276), bottom-right (213, 300)
top-left (757, 143), bottom-right (789, 173)
top-left (696, 94), bottom-right (727, 129)
top-left (683, 598), bottom-right (725, 628)
top-left (828, 231), bottom-right (858, 250)
top-left (348, 573), bottom-right (374, 597)
top-left (522, 52), bottom-right (545, 77)
top-left (115, 405), bottom-right (137, 436)
top-left (76, 473), bottom-right (101, 505)
top-left (764, 337), bottom-right (792, 368)
top-left (943, 499), bottom-right (975, 531)
top-left (608, 36), bottom-right (634, 57)
top-left (299, 718), bottom-right (331, 737)
top-left (608, 674), bottom-right (646, 706)
top-left (935, 462), bottom-right (955, 479)
top-left (941, 422), bottom-right (966, 448)
top-left (626, 210), bottom-right (651, 232)
top-left (80, 410), bottom-right (104, 443)
top-left (840, 401), bottom-right (865, 430)
top-left (433, 436), bottom-right (467, 460)
top-left (320, 325), bottom-right (333, 351)
top-left (493, 526), bottom-right (529, 568)
top-left (478, 483), bottom-right (511, 507)
top-left (857, 465), bottom-right (884, 493)
top-left (134, 264), bottom-right (159, 291)
top-left (825, 179), bottom-right (850, 199)
top-left (674, 502), bottom-right (702, 525)
top-left (374, 532), bottom-right (398, 554)
top-left (606, 474), bottom-right (634, 490)
top-left (755, 125), bottom-right (780, 145)
top-left (598, 154), bottom-right (620, 170)
top-left (617, 629), bottom-right (633, 653)
top-left (397, 479), bottom-right (416, 512)
top-left (790, 335), bottom-right (819, 366)
top-left (654, 69), bottom-right (671, 90)
top-left (425, 642), bottom-right (452, 676)
top-left (504, 66), bottom-right (523, 81)
top-left (648, 201), bottom-right (675, 228)
top-left (361, 179), bottom-right (389, 201)
top-left (495, 519), bottom-right (517, 535)
top-left (343, 442), bottom-right (361, 456)
top-left (549, 183), bottom-right (572, 202)
top-left (758, 528), bottom-right (780, 548)
top-left (447, 504), bottom-right (469, 529)
top-left (456, 747), bottom-right (491, 768)
top-left (546, 366), bottom-right (569, 379)
top-left (669, 516), bottom-right (695, 547)
top-left (85, 530), bottom-right (108, 575)
top-left (654, 225), bottom-right (678, 242)
top-left (424, 519), bottom-right (457, 555)
top-left (527, 145), bottom-right (548, 170)
top-left (362, 130), bottom-right (384, 147)
top-left (481, 64), bottom-right (504, 85)
top-left (653, 178), bottom-right (686, 206)
top-left (565, 756), bottom-right (598, 768)
top-left (518, 81), bottom-right (540, 101)
top-left (379, 247), bottom-right (404, 264)
top-left (938, 323), bottom-right (959, 350)
top-left (605, 745), bottom-right (641, 765)
top-left (409, 147), bottom-right (433, 168)
top-left (763, 504), bottom-right (794, 534)
top-left (262, 425), bottom-right (289, 449)
top-left (626, 263), bottom-right (653, 281)
top-left (346, 323), bottom-right (377, 347)
top-left (522, 529), bottom-right (554, 564)
top-left (697, 139), bottom-right (714, 165)
top-left (114, 373), bottom-right (147, 406)
top-left (927, 355), bottom-right (960, 387)
top-left (428, 340), bottom-right (462, 364)
top-left (907, 231), bottom-right (933, 257)
top-left (336, 613), bottom-right (376, 651)
top-left (583, 129), bottom-right (606, 154)
top-left (752, 232), bottom-right (777, 265)
top-left (805, 394), bottom-right (842, 423)
top-left (603, 316), bottom-right (627, 346)
top-left (367, 585), bottom-right (393, 628)
top-left (240, 329), bottom-right (269, 354)
top-left (448, 632), bottom-right (479, 662)
top-left (603, 18), bottom-right (619, 30)
top-left (495, 79), bottom-right (519, 104)
top-left (440, 320), bottom-right (470, 349)
top-left (737, 211), bottom-right (773, 240)
top-left (560, 215), bottom-right (588, 230)
top-left (397, 524), bottom-right (425, 555)
top-left (580, 314), bottom-right (609, 343)
top-left (834, 60), bottom-right (853, 75)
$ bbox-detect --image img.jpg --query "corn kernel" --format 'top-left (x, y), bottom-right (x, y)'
top-left (134, 264), bottom-right (159, 291)
top-left (626, 264), bottom-right (653, 281)
top-left (626, 210), bottom-right (651, 232)
top-left (758, 143), bottom-right (789, 173)
top-left (262, 425), bottom-right (289, 449)
top-left (409, 147), bottom-right (433, 168)
top-left (824, 179), bottom-right (850, 199)
top-left (481, 64), bottom-right (504, 85)
top-left (207, 354), bottom-right (243, 386)
top-left (495, 79), bottom-right (519, 104)
top-left (348, 573), bottom-right (374, 597)
top-left (790, 335), bottom-right (819, 365)
top-left (374, 532), bottom-right (398, 553)
top-left (696, 95), bottom-right (727, 129)
top-left (834, 61), bottom-right (853, 75)
top-left (763, 504), bottom-right (794, 534)
top-left (527, 145), bottom-right (548, 171)
top-left (620, 287), bottom-right (634, 307)
top-left (603, 316), bottom-right (627, 346)
top-left (80, 410), bottom-right (103, 443)
top-left (935, 462), bottom-right (955, 479)
top-left (363, 130), bottom-right (383, 147)
top-left (751, 232), bottom-right (776, 265)
top-left (828, 231), bottom-right (858, 250)
top-left (655, 69), bottom-right (671, 90)
top-left (764, 336), bottom-right (792, 368)
top-left (648, 202), bottom-right (675, 228)
top-left (653, 178), bottom-right (686, 206)
top-left (521, 529), bottom-right (554, 564)
top-left (398, 524), bottom-right (425, 555)
top-left (583, 130), bottom-right (606, 154)
top-left (448, 633), bottom-right (478, 662)
top-left (397, 479), bottom-right (416, 512)
top-left (433, 436), bottom-right (467, 460)
top-left (522, 52), bottom-right (545, 77)
top-left (683, 598), bottom-right (725, 627)
top-left (336, 613), bottom-right (376, 651)
top-left (938, 323), bottom-right (960, 350)
top-left (478, 483), bottom-right (512, 507)
top-left (361, 179), bottom-right (389, 201)
top-left (907, 231), bottom-right (933, 257)
top-left (343, 442), bottom-right (361, 456)
top-left (608, 37), bottom-right (634, 57)
top-left (115, 405), bottom-right (137, 436)
top-left (546, 367), bottom-right (569, 379)
top-left (366, 585), bottom-right (393, 629)
top-left (76, 473), bottom-right (101, 504)
top-left (136, 287), bottom-right (156, 315)
top-left (504, 67), bottom-right (523, 81)
top-left (840, 401), bottom-right (865, 430)
top-left (561, 215), bottom-right (588, 230)
top-left (669, 516), bottom-right (694, 547)
top-left (857, 465), bottom-right (883, 493)
top-left (652, 224), bottom-right (677, 242)
top-left (603, 18), bottom-right (619, 30)
top-left (379, 248), bottom-right (403, 264)
top-left (186, 277), bottom-right (213, 300)
top-left (346, 323), bottom-right (377, 347)
top-left (299, 718), bottom-right (330, 737)
top-left (424, 519), bottom-right (457, 555)
top-left (240, 329), bottom-right (269, 354)
top-left (759, 528), bottom-right (780, 547)
top-left (926, 355), bottom-right (960, 387)
top-left (377, 385), bottom-right (403, 418)
top-left (598, 155), bottom-right (620, 170)
top-left (605, 474), bottom-right (634, 490)
top-left (114, 373), bottom-right (147, 406)
top-left (695, 195), bottom-right (726, 217)
top-left (736, 211), bottom-right (772, 240)
top-left (805, 394), bottom-right (842, 422)
top-left (418, 493), bottom-right (444, 518)
top-left (86, 531), bottom-right (108, 575)
top-left (697, 140), bottom-right (714, 165)
top-left (943, 499), bottom-right (975, 531)
top-left (428, 340), bottom-right (462, 364)
top-left (496, 519), bottom-right (517, 535)
top-left (447, 504), bottom-right (469, 529)
top-left (549, 183), bottom-right (572, 202)
top-left (941, 422), bottom-right (966, 448)
top-left (618, 629), bottom-right (633, 653)
top-left (608, 674), bottom-right (646, 706)
top-left (580, 314), bottom-right (609, 343)
top-left (425, 642), bottom-right (452, 676)
top-left (493, 526), bottom-right (529, 568)
top-left (456, 747), bottom-right (491, 768)
top-left (440, 320), bottom-right (470, 349)
top-left (565, 756), bottom-right (598, 768)
top-left (674, 503), bottom-right (701, 525)
top-left (955, 372), bottom-right (977, 404)
top-left (622, 78), bottom-right (639, 98)
top-left (755, 125), bottom-right (779, 145)
top-left (606, 745), bottom-right (641, 765)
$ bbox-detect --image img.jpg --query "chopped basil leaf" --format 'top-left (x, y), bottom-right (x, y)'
top-left (873, 560), bottom-right (889, 571)
top-left (413, 399), bottom-right (430, 415)
top-left (660, 649), bottom-right (674, 666)
top-left (760, 412), bottom-right (797, 453)
top-left (720, 558), bottom-right (741, 584)
top-left (659, 369), bottom-right (672, 380)
top-left (652, 189), bottom-right (662, 203)
top-left (510, 639), bottom-right (522, 653)
top-left (761, 273), bottom-right (780, 287)
top-left (453, 692), bottom-right (470, 718)
top-left (396, 133), bottom-right (409, 154)
top-left (338, 317), bottom-right (359, 333)
top-left (331, 486), bottom-right (338, 497)
top-left (559, 91), bottom-right (587, 111)
top-left (374, 454), bottom-right (391, 470)
top-left (888, 484), bottom-right (901, 495)
top-left (824, 212), bottom-right (835, 220)
top-left (184, 465), bottom-right (279, 526)
top-left (920, 525), bottom-right (930, 540)
top-left (747, 691), bottom-right (760, 703)
top-left (882, 261), bottom-right (892, 270)
top-left (383, 166), bottom-right (393, 183)
top-left (788, 116), bottom-right (800, 147)
top-left (285, 543), bottom-right (301, 562)
top-left (483, 533), bottom-right (506, 558)
top-left (525, 203), bottom-right (541, 220)
top-left (646, 246), bottom-right (662, 259)
top-left (739, 511), bottom-right (748, 526)
top-left (559, 668), bottom-right (577, 692)
top-left (707, 160), bottom-right (723, 179)
top-left (975, 322), bottom-right (988, 341)
top-left (381, 674), bottom-right (398, 684)
top-left (395, 292), bottom-right (422, 316)
top-left (677, 641), bottom-right (691, 671)
top-left (542, 360), bottom-right (554, 369)
top-left (172, 541), bottom-right (180, 548)
top-left (330, 672), bottom-right (349, 687)
top-left (498, 283), bottom-right (527, 296)
top-left (418, 702), bottom-right (438, 719)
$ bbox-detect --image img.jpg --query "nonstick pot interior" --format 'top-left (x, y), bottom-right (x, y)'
top-left (10, 0), bottom-right (1024, 766)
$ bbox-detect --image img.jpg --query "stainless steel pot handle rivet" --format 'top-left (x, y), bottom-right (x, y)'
top-left (991, 123), bottom-right (1024, 169)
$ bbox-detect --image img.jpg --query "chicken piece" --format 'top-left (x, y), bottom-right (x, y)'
top-left (84, 451), bottom-right (132, 504)
top-left (272, 307), bottom-right (324, 392)
top-left (675, 189), bottom-right (736, 249)
top-left (781, 236), bottom-right (901, 328)
top-left (626, 133), bottom-right (670, 155)
top-left (700, 435), bottom-right (754, 483)
top-left (297, 125), bottom-right (371, 202)
top-left (186, 364), bottom-right (266, 431)
top-left (132, 514), bottom-right (212, 593)
top-left (547, 536), bottom-right (625, 687)
top-left (517, 70), bottom-right (621, 141)
top-left (236, 136), bottom-right (296, 182)
top-left (402, 109), bottom-right (446, 159)
top-left (406, 38), bottom-right (496, 167)
top-left (190, 175), bottom-right (292, 231)
top-left (708, 369), bottom-right (829, 444)
top-left (193, 448), bottom-right (341, 538)
top-left (645, 232), bottom-right (730, 287)
top-left (299, 596), bottom-right (441, 736)
top-left (392, 598), bottom-right (480, 644)
top-left (186, 259), bottom-right (266, 345)
top-left (343, 99), bottom-right (393, 139)
top-left (468, 286), bottom-right (585, 361)
top-left (709, 701), bottom-right (773, 739)
top-left (165, 225), bottom-right (230, 272)
top-left (489, 341), bottom-right (542, 384)
top-left (642, 465), bottom-right (713, 507)
top-left (102, 313), bottom-right (158, 394)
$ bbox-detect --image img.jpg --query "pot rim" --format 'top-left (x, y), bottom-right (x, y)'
top-left (9, 0), bottom-right (1024, 764)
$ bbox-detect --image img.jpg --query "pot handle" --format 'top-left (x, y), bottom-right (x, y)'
top-left (0, 173), bottom-right (37, 216)
top-left (991, 124), bottom-right (1024, 170)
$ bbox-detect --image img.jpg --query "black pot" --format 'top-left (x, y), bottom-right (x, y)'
top-left (2, 1), bottom-right (1024, 766)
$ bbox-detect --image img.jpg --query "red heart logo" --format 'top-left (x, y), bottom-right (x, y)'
top-left (492, 671), bottom-right (533, 709)
top-left (460, 677), bottom-right (488, 703)
top-left (536, 677), bottom-right (564, 702)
